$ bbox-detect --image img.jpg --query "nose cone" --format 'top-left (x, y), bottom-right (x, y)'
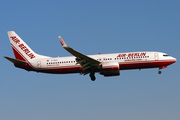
top-left (174, 58), bottom-right (177, 63)
top-left (170, 57), bottom-right (177, 63)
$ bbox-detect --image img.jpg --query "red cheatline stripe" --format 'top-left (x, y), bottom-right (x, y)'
top-left (119, 59), bottom-right (174, 65)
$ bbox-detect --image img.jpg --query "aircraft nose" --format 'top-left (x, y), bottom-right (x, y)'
top-left (171, 57), bottom-right (177, 63)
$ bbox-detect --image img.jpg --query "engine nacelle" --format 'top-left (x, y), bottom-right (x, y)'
top-left (99, 62), bottom-right (120, 77)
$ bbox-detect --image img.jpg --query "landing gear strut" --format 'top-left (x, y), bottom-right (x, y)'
top-left (90, 71), bottom-right (96, 81)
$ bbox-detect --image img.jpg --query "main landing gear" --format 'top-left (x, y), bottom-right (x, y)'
top-left (90, 71), bottom-right (96, 81)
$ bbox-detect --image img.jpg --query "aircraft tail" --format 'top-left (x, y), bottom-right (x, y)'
top-left (7, 31), bottom-right (49, 62)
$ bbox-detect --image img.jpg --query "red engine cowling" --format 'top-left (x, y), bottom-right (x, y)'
top-left (100, 62), bottom-right (120, 77)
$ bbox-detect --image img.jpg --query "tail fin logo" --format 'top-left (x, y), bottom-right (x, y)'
top-left (11, 36), bottom-right (36, 59)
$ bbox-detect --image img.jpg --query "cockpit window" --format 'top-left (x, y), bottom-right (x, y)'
top-left (163, 54), bottom-right (169, 57)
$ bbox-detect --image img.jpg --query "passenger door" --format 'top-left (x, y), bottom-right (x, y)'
top-left (37, 61), bottom-right (41, 68)
top-left (154, 53), bottom-right (159, 60)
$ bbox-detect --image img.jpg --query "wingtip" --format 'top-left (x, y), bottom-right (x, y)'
top-left (58, 36), bottom-right (68, 47)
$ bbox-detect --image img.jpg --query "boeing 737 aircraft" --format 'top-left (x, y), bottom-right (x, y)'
top-left (4, 31), bottom-right (176, 81)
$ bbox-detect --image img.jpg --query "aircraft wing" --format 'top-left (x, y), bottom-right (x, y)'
top-left (58, 36), bottom-right (101, 72)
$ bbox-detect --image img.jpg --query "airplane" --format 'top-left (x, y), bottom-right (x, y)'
top-left (4, 31), bottom-right (177, 81)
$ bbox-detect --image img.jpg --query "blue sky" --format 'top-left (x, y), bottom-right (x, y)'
top-left (1, 0), bottom-right (180, 120)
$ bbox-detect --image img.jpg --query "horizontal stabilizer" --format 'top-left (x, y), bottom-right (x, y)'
top-left (4, 56), bottom-right (27, 65)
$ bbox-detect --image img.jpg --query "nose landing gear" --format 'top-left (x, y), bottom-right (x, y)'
top-left (158, 66), bottom-right (167, 74)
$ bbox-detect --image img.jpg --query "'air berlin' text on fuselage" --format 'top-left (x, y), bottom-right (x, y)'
top-left (117, 52), bottom-right (146, 58)
top-left (10, 36), bottom-right (35, 59)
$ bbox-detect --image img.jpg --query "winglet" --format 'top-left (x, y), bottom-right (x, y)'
top-left (58, 36), bottom-right (68, 47)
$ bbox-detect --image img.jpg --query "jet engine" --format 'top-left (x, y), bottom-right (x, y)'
top-left (99, 62), bottom-right (120, 77)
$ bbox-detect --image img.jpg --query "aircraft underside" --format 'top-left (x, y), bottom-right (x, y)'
top-left (14, 59), bottom-right (175, 81)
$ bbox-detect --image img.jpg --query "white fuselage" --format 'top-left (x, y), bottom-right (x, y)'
top-left (28, 51), bottom-right (176, 74)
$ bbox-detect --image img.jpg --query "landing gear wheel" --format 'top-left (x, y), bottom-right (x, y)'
top-left (158, 70), bottom-right (162, 74)
top-left (90, 71), bottom-right (96, 81)
top-left (91, 76), bottom-right (96, 81)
